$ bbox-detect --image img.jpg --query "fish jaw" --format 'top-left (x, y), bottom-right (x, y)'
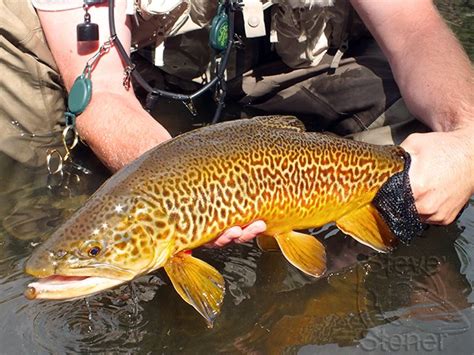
top-left (24, 237), bottom-right (147, 301)
top-left (24, 262), bottom-right (137, 301)
top-left (25, 275), bottom-right (126, 300)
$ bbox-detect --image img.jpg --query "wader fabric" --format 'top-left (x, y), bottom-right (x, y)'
top-left (228, 41), bottom-right (429, 145)
top-left (0, 0), bottom-right (66, 167)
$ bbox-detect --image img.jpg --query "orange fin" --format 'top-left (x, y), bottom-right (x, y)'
top-left (164, 252), bottom-right (225, 327)
top-left (274, 231), bottom-right (326, 277)
top-left (256, 235), bottom-right (280, 251)
top-left (336, 204), bottom-right (397, 252)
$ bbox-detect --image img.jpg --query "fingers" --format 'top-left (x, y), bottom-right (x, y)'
top-left (206, 220), bottom-right (267, 248)
top-left (237, 220), bottom-right (267, 244)
top-left (418, 201), bottom-right (468, 225)
top-left (209, 226), bottom-right (243, 248)
top-left (401, 131), bottom-right (473, 226)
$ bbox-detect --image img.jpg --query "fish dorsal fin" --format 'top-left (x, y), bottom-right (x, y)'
top-left (321, 131), bottom-right (341, 138)
top-left (274, 231), bottom-right (326, 277)
top-left (252, 115), bottom-right (306, 132)
top-left (164, 252), bottom-right (225, 327)
top-left (336, 204), bottom-right (398, 252)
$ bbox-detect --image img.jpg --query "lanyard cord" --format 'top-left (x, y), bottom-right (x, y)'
top-left (107, 0), bottom-right (237, 123)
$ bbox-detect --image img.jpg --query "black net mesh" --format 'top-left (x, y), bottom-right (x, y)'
top-left (372, 152), bottom-right (425, 244)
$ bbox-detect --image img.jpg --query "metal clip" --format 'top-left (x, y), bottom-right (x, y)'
top-left (46, 149), bottom-right (64, 175)
top-left (233, 33), bottom-right (245, 49)
top-left (183, 99), bottom-right (198, 116)
top-left (330, 40), bottom-right (349, 70)
top-left (123, 64), bottom-right (136, 90)
top-left (62, 125), bottom-right (79, 162)
top-left (213, 78), bottom-right (227, 102)
top-left (46, 125), bottom-right (79, 175)
top-left (83, 36), bottom-right (116, 77)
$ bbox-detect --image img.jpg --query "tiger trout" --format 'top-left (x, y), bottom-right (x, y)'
top-left (25, 116), bottom-right (406, 326)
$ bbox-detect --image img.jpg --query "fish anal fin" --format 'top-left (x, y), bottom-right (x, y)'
top-left (164, 252), bottom-right (225, 327)
top-left (274, 231), bottom-right (326, 277)
top-left (336, 204), bottom-right (398, 252)
top-left (256, 235), bottom-right (280, 251)
top-left (253, 115), bottom-right (306, 132)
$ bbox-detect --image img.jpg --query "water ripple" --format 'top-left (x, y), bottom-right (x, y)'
top-left (26, 276), bottom-right (162, 353)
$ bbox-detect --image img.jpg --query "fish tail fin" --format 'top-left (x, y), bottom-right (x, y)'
top-left (274, 231), bottom-right (326, 277)
top-left (336, 203), bottom-right (398, 252)
top-left (164, 252), bottom-right (225, 327)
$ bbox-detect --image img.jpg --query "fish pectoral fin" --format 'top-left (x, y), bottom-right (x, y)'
top-left (336, 203), bottom-right (398, 252)
top-left (256, 235), bottom-right (280, 251)
top-left (274, 231), bottom-right (326, 277)
top-left (164, 252), bottom-right (225, 327)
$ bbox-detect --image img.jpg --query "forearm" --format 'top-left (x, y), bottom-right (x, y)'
top-left (38, 2), bottom-right (170, 171)
top-left (76, 93), bottom-right (171, 171)
top-left (350, 0), bottom-right (473, 132)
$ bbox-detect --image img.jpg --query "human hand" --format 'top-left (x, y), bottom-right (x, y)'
top-left (401, 128), bottom-right (474, 225)
top-left (208, 220), bottom-right (267, 247)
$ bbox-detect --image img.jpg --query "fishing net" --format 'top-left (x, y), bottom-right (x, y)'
top-left (372, 152), bottom-right (425, 244)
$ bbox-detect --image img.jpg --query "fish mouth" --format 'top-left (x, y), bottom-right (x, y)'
top-left (25, 275), bottom-right (126, 300)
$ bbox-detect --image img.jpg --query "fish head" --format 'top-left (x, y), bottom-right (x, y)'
top-left (24, 192), bottom-right (168, 300)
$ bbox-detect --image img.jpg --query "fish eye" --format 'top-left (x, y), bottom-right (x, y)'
top-left (80, 240), bottom-right (105, 258)
top-left (88, 246), bottom-right (101, 257)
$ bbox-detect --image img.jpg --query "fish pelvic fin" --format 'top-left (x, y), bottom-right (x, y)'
top-left (253, 115), bottom-right (306, 132)
top-left (164, 252), bottom-right (225, 327)
top-left (256, 235), bottom-right (280, 251)
top-left (336, 203), bottom-right (398, 252)
top-left (274, 231), bottom-right (327, 277)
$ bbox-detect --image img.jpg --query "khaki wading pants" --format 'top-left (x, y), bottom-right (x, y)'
top-left (1, 0), bottom-right (66, 167)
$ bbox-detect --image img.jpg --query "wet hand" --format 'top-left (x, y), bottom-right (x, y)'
top-left (401, 128), bottom-right (474, 225)
top-left (208, 221), bottom-right (267, 247)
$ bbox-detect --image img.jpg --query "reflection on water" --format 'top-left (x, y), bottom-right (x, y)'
top-left (1, 1), bottom-right (473, 353)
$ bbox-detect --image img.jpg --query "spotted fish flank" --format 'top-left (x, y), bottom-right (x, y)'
top-left (24, 116), bottom-right (405, 326)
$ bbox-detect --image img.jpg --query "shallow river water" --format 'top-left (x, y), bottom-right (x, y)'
top-left (0, 1), bottom-right (473, 354)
